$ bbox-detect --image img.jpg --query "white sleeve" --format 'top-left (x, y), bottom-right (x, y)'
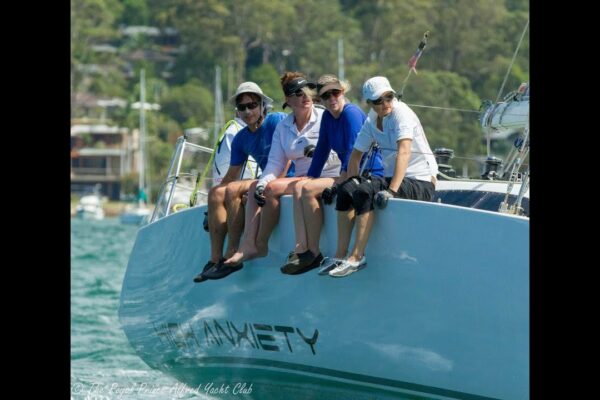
top-left (212, 126), bottom-right (237, 182)
top-left (257, 124), bottom-right (287, 187)
top-left (353, 119), bottom-right (373, 153)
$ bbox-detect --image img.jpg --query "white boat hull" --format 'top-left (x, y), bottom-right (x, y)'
top-left (119, 196), bottom-right (528, 399)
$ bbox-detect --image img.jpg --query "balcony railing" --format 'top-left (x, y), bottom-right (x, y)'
top-left (71, 167), bottom-right (122, 176)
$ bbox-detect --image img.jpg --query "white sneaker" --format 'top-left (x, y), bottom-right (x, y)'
top-left (318, 257), bottom-right (343, 275)
top-left (329, 256), bottom-right (367, 277)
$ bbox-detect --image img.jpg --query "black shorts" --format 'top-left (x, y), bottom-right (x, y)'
top-left (386, 177), bottom-right (435, 202)
top-left (335, 176), bottom-right (387, 215)
top-left (336, 176), bottom-right (435, 215)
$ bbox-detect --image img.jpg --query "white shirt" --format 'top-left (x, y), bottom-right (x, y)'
top-left (212, 118), bottom-right (259, 184)
top-left (258, 106), bottom-right (340, 187)
top-left (354, 99), bottom-right (438, 181)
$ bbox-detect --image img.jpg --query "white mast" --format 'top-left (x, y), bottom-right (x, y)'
top-left (338, 38), bottom-right (345, 80)
top-left (139, 69), bottom-right (146, 206)
top-left (213, 66), bottom-right (224, 146)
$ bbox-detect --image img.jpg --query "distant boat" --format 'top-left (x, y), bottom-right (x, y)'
top-left (76, 186), bottom-right (105, 220)
top-left (119, 201), bottom-right (151, 225)
top-left (120, 69), bottom-right (157, 226)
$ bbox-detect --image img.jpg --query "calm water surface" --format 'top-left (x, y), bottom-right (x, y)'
top-left (71, 218), bottom-right (213, 399)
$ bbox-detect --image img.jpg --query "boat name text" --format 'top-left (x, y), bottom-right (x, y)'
top-left (153, 319), bottom-right (319, 355)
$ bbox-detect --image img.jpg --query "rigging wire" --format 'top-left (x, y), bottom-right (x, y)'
top-left (487, 18), bottom-right (529, 157)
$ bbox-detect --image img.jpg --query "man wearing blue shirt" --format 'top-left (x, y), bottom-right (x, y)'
top-left (195, 82), bottom-right (286, 282)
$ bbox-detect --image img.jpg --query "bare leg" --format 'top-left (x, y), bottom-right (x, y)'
top-left (255, 177), bottom-right (305, 258)
top-left (292, 179), bottom-right (309, 254)
top-left (225, 180), bottom-right (261, 265)
top-left (207, 185), bottom-right (228, 263)
top-left (224, 179), bottom-right (254, 259)
top-left (348, 210), bottom-right (375, 263)
top-left (301, 177), bottom-right (335, 255)
top-left (336, 208), bottom-right (355, 259)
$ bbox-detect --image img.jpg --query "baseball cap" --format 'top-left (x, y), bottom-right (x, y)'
top-left (362, 76), bottom-right (396, 101)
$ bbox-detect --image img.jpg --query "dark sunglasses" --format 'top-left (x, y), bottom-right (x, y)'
top-left (368, 94), bottom-right (395, 105)
top-left (320, 89), bottom-right (342, 100)
top-left (236, 101), bottom-right (259, 112)
top-left (289, 89), bottom-right (307, 98)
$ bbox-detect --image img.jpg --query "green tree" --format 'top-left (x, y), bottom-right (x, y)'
top-left (119, 0), bottom-right (150, 26)
top-left (248, 63), bottom-right (284, 110)
top-left (160, 79), bottom-right (213, 126)
top-left (400, 70), bottom-right (484, 164)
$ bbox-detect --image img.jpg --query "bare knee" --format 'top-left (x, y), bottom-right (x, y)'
top-left (263, 184), bottom-right (278, 199)
top-left (293, 180), bottom-right (306, 200)
top-left (301, 183), bottom-right (321, 201)
top-left (225, 185), bottom-right (242, 204)
top-left (208, 185), bottom-right (226, 206)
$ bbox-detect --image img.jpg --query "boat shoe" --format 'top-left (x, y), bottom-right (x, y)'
top-left (281, 251), bottom-right (323, 275)
top-left (202, 260), bottom-right (243, 280)
top-left (193, 259), bottom-right (223, 283)
top-left (329, 256), bottom-right (367, 277)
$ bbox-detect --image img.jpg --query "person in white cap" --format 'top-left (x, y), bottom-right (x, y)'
top-left (328, 76), bottom-right (438, 278)
top-left (223, 71), bottom-right (341, 268)
top-left (195, 81), bottom-right (286, 282)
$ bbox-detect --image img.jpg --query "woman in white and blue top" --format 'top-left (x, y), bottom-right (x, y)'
top-left (225, 72), bottom-right (340, 268)
top-left (328, 76), bottom-right (438, 278)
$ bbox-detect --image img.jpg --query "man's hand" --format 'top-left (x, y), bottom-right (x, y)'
top-left (254, 185), bottom-right (266, 207)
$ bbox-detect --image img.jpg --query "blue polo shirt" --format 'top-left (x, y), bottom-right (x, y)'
top-left (307, 103), bottom-right (384, 178)
top-left (230, 112), bottom-right (287, 171)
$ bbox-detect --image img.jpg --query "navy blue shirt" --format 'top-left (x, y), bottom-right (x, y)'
top-left (307, 103), bottom-right (384, 178)
top-left (230, 112), bottom-right (286, 171)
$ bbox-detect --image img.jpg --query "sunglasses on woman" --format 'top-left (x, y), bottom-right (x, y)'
top-left (320, 89), bottom-right (342, 101)
top-left (236, 101), bottom-right (259, 112)
top-left (289, 89), bottom-right (307, 98)
top-left (368, 94), bottom-right (395, 105)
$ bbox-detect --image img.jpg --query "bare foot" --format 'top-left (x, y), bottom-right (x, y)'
top-left (225, 248), bottom-right (256, 265)
top-left (223, 249), bottom-right (237, 260)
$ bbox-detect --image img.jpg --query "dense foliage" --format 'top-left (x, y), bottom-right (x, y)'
top-left (71, 0), bottom-right (529, 194)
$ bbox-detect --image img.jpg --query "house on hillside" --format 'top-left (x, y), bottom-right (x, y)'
top-left (70, 122), bottom-right (139, 200)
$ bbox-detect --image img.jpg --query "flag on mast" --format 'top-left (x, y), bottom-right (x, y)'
top-left (407, 31), bottom-right (429, 74)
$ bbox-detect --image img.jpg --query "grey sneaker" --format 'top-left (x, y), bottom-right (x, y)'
top-left (329, 256), bottom-right (367, 277)
top-left (318, 257), bottom-right (344, 275)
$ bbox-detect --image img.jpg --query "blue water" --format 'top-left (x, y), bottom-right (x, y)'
top-left (71, 218), bottom-right (213, 399)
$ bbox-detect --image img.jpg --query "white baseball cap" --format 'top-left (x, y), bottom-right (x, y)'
top-left (228, 82), bottom-right (273, 106)
top-left (362, 76), bottom-right (396, 101)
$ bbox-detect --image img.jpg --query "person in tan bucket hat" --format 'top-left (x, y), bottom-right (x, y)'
top-left (223, 71), bottom-right (341, 270)
top-left (194, 82), bottom-right (286, 282)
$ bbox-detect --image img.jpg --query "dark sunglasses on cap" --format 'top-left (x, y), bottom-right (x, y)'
top-left (236, 101), bottom-right (259, 112)
top-left (320, 89), bottom-right (342, 101)
top-left (368, 94), bottom-right (395, 105)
